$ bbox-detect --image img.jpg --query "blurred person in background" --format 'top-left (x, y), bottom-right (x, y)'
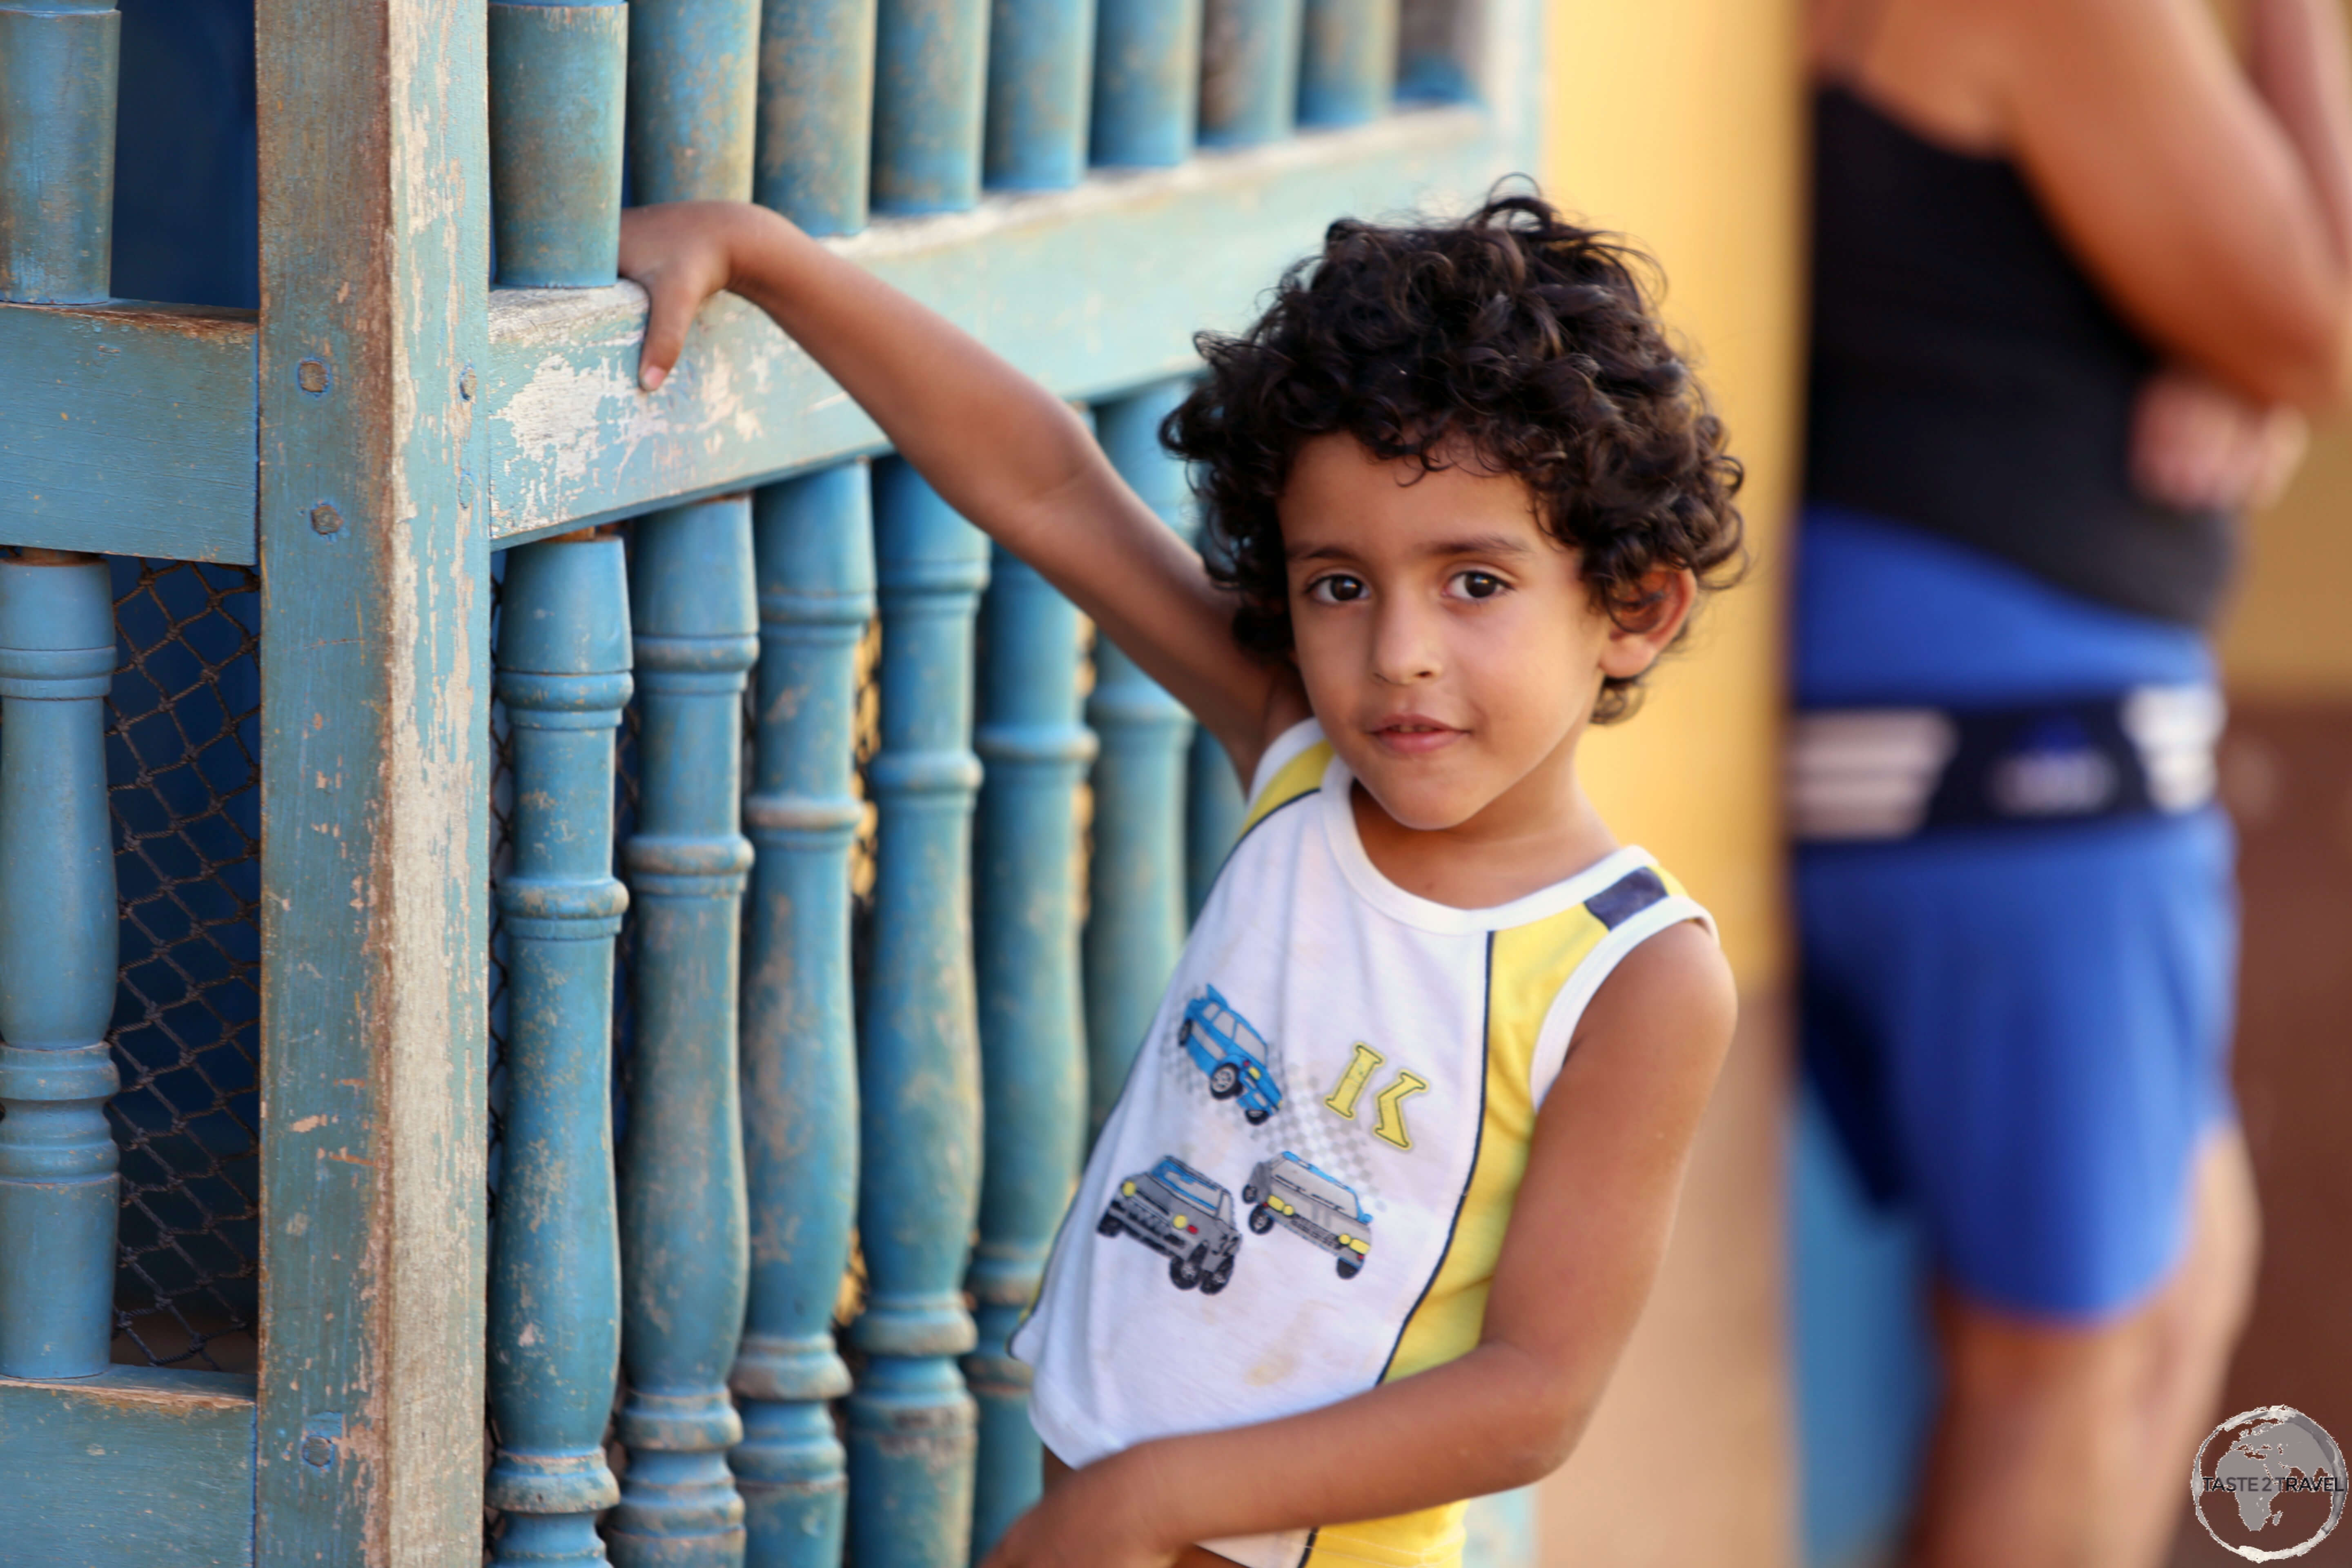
top-left (1795, 0), bottom-right (2352, 1562)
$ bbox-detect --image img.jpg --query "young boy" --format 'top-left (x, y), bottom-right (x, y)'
top-left (618, 191), bottom-right (1744, 1568)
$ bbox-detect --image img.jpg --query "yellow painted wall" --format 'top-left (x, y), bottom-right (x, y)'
top-left (1532, 2), bottom-right (1807, 1564)
top-left (1543, 0), bottom-right (1806, 989)
top-left (2219, 417), bottom-right (2352, 697)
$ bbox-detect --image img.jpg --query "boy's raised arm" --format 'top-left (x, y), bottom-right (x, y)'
top-left (617, 202), bottom-right (1292, 775)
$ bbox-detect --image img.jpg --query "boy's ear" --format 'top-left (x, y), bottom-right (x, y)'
top-left (1597, 567), bottom-right (1699, 682)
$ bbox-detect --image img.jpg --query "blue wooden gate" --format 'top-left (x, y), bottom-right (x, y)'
top-left (0, 0), bottom-right (1537, 1561)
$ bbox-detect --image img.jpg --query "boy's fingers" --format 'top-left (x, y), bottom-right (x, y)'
top-left (639, 278), bottom-right (689, 392)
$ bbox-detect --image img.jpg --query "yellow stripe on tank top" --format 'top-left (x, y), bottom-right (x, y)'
top-left (1240, 740), bottom-right (1334, 835)
top-left (1299, 897), bottom-right (1614, 1568)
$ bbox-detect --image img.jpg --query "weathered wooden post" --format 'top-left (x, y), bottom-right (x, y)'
top-left (1089, 0), bottom-right (1199, 166)
top-left (613, 500), bottom-right (759, 1568)
top-left (754, 0), bottom-right (877, 234)
top-left (733, 465), bottom-right (873, 1568)
top-left (488, 0), bottom-right (629, 287)
top-left (1298, 0), bottom-right (1397, 128)
top-left (630, 0), bottom-right (762, 204)
top-left (983, 0), bottom-right (1094, 189)
top-left (252, 0), bottom-right (494, 1551)
top-left (1083, 386), bottom-right (1194, 1131)
top-left (872, 0), bottom-right (989, 212)
top-left (0, 552), bottom-right (118, 1380)
top-left (851, 461), bottom-right (987, 1568)
top-left (1198, 0), bottom-right (1303, 148)
top-left (486, 537), bottom-right (632, 1567)
top-left (0, 0), bottom-right (118, 303)
top-left (966, 544), bottom-right (1094, 1557)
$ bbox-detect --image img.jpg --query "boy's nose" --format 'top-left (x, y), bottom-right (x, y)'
top-left (1369, 607), bottom-right (1442, 684)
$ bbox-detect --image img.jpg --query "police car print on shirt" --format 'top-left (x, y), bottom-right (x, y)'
top-left (1244, 1152), bottom-right (1373, 1279)
top-left (1176, 984), bottom-right (1283, 1124)
top-left (1099, 1154), bottom-right (1243, 1294)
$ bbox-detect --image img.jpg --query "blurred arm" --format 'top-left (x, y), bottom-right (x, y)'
top-left (1995, 0), bottom-right (2352, 406)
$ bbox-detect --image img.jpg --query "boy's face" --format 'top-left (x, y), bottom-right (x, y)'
top-left (1277, 434), bottom-right (1679, 836)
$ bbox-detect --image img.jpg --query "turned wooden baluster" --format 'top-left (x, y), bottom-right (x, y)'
top-left (0, 0), bottom-right (118, 304)
top-left (629, 0), bottom-right (761, 207)
top-left (0, 552), bottom-right (118, 1379)
top-left (983, 0), bottom-right (1094, 189)
top-left (1091, 0), bottom-right (1199, 167)
top-left (851, 460), bottom-right (987, 1568)
top-left (966, 542), bottom-right (1094, 1557)
top-left (613, 15), bottom-right (761, 1562)
top-left (1198, 0), bottom-right (1304, 149)
top-left (873, 0), bottom-right (990, 212)
top-left (1186, 729), bottom-right (1245, 920)
top-left (487, 536), bottom-right (632, 1566)
top-left (614, 500), bottom-right (759, 1568)
top-left (754, 0), bottom-right (878, 235)
top-left (1084, 385), bottom-right (1196, 1131)
top-left (489, 0), bottom-right (628, 289)
top-left (1298, 0), bottom-right (1397, 128)
top-left (733, 465), bottom-right (873, 1568)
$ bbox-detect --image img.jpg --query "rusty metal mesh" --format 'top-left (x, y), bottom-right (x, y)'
top-left (99, 557), bottom-right (264, 1373)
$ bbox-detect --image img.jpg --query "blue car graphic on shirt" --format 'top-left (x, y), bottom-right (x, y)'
top-left (1099, 1155), bottom-right (1241, 1294)
top-left (1176, 986), bottom-right (1282, 1124)
top-left (1245, 1152), bottom-right (1372, 1280)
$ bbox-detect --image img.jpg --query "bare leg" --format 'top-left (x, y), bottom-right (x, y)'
top-left (2116, 1125), bottom-right (2261, 1568)
top-left (1901, 1126), bottom-right (2261, 1568)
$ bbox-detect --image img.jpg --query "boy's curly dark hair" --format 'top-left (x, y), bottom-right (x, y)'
top-left (1163, 188), bottom-right (1746, 722)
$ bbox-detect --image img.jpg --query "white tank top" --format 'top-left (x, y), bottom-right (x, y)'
top-left (1009, 721), bottom-right (1714, 1568)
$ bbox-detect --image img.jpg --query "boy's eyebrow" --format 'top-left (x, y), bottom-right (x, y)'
top-left (1422, 533), bottom-right (1535, 558)
top-left (1285, 534), bottom-right (1537, 563)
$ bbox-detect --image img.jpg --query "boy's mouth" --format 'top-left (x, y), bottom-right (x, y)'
top-left (1367, 715), bottom-right (1465, 756)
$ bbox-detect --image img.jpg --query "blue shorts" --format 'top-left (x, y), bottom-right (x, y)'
top-left (1794, 508), bottom-right (2239, 1320)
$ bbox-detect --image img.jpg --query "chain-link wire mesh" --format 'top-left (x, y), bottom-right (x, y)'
top-left (101, 556), bottom-right (263, 1373)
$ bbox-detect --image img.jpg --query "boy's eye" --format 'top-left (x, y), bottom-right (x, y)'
top-left (1451, 571), bottom-right (1507, 601)
top-left (1307, 574), bottom-right (1367, 604)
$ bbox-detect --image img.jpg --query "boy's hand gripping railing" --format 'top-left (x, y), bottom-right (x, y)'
top-left (967, 537), bottom-right (1095, 1556)
top-left (1083, 386), bottom-right (1197, 1133)
top-left (0, 552), bottom-right (119, 1379)
top-left (732, 464), bottom-right (874, 1568)
top-left (853, 462), bottom-right (988, 1568)
top-left (614, 500), bottom-right (760, 1568)
top-left (487, 537), bottom-right (633, 1567)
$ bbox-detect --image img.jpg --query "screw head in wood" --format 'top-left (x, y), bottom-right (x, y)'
top-left (297, 359), bottom-right (330, 395)
top-left (311, 503), bottom-right (343, 536)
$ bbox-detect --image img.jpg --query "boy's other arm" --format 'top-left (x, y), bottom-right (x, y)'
top-left (981, 922), bottom-right (1738, 1568)
top-left (617, 201), bottom-right (1292, 775)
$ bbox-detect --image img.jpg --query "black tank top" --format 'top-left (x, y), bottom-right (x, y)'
top-left (1806, 84), bottom-right (2234, 627)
